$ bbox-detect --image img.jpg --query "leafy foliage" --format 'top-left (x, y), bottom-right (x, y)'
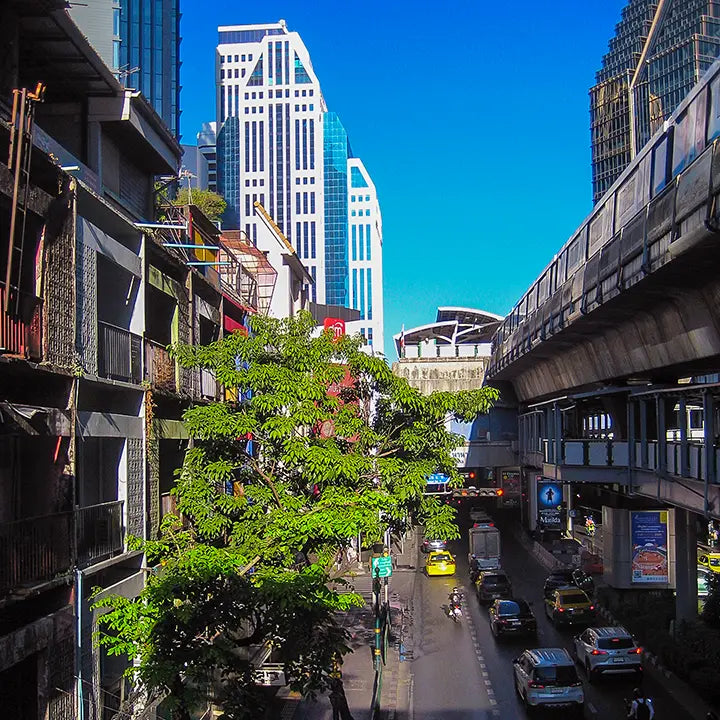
top-left (94, 311), bottom-right (498, 718)
top-left (173, 187), bottom-right (227, 221)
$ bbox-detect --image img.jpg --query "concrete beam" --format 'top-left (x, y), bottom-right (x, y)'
top-left (77, 411), bottom-right (143, 438)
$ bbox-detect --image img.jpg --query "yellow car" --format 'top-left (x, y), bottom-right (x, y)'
top-left (698, 552), bottom-right (720, 573)
top-left (425, 551), bottom-right (456, 576)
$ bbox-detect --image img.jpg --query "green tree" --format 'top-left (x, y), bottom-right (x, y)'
top-left (94, 312), bottom-right (498, 719)
top-left (173, 187), bottom-right (227, 221)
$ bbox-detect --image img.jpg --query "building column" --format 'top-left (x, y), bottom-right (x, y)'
top-left (674, 508), bottom-right (698, 624)
top-left (657, 396), bottom-right (667, 474)
top-left (554, 402), bottom-right (562, 465)
top-left (640, 399), bottom-right (648, 469)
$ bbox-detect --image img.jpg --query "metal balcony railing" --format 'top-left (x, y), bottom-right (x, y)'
top-left (0, 283), bottom-right (43, 360)
top-left (98, 321), bottom-right (142, 384)
top-left (76, 501), bottom-right (124, 567)
top-left (0, 501), bottom-right (124, 594)
top-left (200, 367), bottom-right (218, 399)
top-left (145, 338), bottom-right (177, 393)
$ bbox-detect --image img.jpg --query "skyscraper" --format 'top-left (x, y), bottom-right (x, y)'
top-left (215, 21), bottom-right (384, 353)
top-left (590, 0), bottom-right (720, 204)
top-left (69, 0), bottom-right (181, 137)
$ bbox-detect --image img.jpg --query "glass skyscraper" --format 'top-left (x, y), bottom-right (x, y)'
top-left (590, 0), bottom-right (720, 204)
top-left (69, 0), bottom-right (181, 137)
top-left (215, 21), bottom-right (384, 353)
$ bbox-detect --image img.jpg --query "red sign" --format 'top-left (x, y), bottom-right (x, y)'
top-left (323, 317), bottom-right (345, 341)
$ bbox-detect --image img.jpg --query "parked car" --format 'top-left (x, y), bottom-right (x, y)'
top-left (543, 568), bottom-right (594, 598)
top-left (698, 566), bottom-right (713, 597)
top-left (489, 598), bottom-right (537, 638)
top-left (512, 648), bottom-right (584, 715)
top-left (421, 537), bottom-right (447, 554)
top-left (573, 626), bottom-right (643, 682)
top-left (425, 551), bottom-right (456, 576)
top-left (475, 570), bottom-right (512, 605)
top-left (545, 587), bottom-right (595, 627)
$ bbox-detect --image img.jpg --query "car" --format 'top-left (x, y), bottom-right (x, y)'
top-left (475, 570), bottom-right (512, 605)
top-left (573, 626), bottom-right (643, 682)
top-left (543, 568), bottom-right (594, 598)
top-left (513, 647), bottom-right (584, 715)
top-left (698, 566), bottom-right (713, 597)
top-left (425, 551), bottom-right (456, 576)
top-left (489, 598), bottom-right (537, 638)
top-left (421, 537), bottom-right (447, 554)
top-left (698, 552), bottom-right (720, 573)
top-left (545, 587), bottom-right (596, 627)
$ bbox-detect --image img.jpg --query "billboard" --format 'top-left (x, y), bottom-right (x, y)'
top-left (537, 481), bottom-right (563, 530)
top-left (630, 511), bottom-right (669, 584)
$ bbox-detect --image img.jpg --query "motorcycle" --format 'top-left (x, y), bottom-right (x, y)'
top-left (448, 599), bottom-right (462, 622)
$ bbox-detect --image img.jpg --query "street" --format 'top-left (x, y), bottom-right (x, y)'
top-left (399, 513), bottom-right (697, 720)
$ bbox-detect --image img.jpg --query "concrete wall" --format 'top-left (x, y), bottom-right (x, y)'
top-left (392, 357), bottom-right (488, 394)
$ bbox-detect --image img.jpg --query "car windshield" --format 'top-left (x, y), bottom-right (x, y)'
top-left (431, 554), bottom-right (451, 562)
top-left (483, 574), bottom-right (509, 585)
top-left (597, 637), bottom-right (634, 650)
top-left (497, 601), bottom-right (520, 615)
top-left (559, 593), bottom-right (588, 604)
top-left (710, 557), bottom-right (720, 567)
top-left (534, 665), bottom-right (578, 685)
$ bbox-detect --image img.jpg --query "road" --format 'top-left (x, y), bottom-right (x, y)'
top-left (403, 511), bottom-right (697, 720)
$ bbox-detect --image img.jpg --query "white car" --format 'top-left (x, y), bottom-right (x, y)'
top-left (513, 648), bottom-right (584, 715)
top-left (573, 626), bottom-right (642, 682)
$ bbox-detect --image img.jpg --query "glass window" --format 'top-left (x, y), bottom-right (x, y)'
top-left (673, 100), bottom-right (703, 176)
top-left (113, 7), bottom-right (120, 36)
top-left (352, 225), bottom-right (357, 261)
top-left (652, 135), bottom-right (670, 196)
top-left (234, 55), bottom-right (239, 62)
top-left (359, 225), bottom-right (364, 260)
top-left (242, 54), bottom-right (246, 61)
top-left (366, 224), bottom-right (371, 260)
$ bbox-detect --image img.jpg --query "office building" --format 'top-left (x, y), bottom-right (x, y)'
top-left (590, 0), bottom-right (720, 204)
top-left (215, 21), bottom-right (384, 354)
top-left (69, 0), bottom-right (181, 137)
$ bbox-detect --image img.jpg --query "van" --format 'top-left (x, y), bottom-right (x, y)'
top-left (512, 647), bottom-right (583, 715)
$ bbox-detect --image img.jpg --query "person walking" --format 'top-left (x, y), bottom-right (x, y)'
top-left (328, 676), bottom-right (354, 720)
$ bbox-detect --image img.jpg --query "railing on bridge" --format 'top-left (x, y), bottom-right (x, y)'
top-left (543, 438), bottom-right (720, 483)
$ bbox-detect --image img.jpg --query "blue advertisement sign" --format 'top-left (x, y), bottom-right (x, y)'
top-left (537, 481), bottom-right (564, 529)
top-left (631, 511), bottom-right (669, 584)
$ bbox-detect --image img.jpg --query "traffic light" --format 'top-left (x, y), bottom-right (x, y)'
top-left (496, 488), bottom-right (504, 497)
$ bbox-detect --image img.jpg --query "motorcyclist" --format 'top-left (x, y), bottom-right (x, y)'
top-left (449, 587), bottom-right (462, 607)
top-left (469, 554), bottom-right (480, 581)
top-left (626, 688), bottom-right (654, 719)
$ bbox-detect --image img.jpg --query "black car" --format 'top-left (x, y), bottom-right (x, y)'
top-left (476, 571), bottom-right (512, 605)
top-left (489, 598), bottom-right (537, 638)
top-left (543, 568), bottom-right (594, 598)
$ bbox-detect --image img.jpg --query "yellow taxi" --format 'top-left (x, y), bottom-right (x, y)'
top-left (425, 551), bottom-right (456, 576)
top-left (698, 552), bottom-right (720, 573)
top-left (544, 586), bottom-right (596, 627)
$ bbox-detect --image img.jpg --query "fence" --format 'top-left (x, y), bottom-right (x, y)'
top-left (98, 321), bottom-right (142, 384)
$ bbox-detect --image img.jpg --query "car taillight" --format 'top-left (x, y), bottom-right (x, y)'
top-left (557, 607), bottom-right (565, 612)
top-left (628, 647), bottom-right (643, 654)
top-left (528, 682), bottom-right (545, 688)
top-left (591, 649), bottom-right (608, 655)
top-left (589, 605), bottom-right (595, 610)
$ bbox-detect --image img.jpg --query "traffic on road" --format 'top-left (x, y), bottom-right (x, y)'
top-left (411, 505), bottom-right (698, 720)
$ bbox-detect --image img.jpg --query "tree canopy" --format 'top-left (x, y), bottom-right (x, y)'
top-left (94, 311), bottom-right (498, 719)
top-left (173, 187), bottom-right (227, 221)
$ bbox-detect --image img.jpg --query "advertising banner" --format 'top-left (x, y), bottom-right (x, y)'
top-left (501, 471), bottom-right (521, 496)
top-left (537, 481), bottom-right (563, 530)
top-left (630, 511), bottom-right (669, 584)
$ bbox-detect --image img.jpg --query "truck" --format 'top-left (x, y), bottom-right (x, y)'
top-left (468, 525), bottom-right (501, 570)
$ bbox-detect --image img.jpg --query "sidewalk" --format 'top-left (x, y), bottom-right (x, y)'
top-left (272, 532), bottom-right (418, 720)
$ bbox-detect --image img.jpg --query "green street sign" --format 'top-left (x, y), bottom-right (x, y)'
top-left (371, 555), bottom-right (393, 578)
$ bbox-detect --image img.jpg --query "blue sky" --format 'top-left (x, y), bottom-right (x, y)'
top-left (180, 0), bottom-right (627, 359)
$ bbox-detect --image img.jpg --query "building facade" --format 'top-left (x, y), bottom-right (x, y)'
top-left (68, 0), bottom-right (181, 137)
top-left (590, 0), bottom-right (720, 204)
top-left (215, 21), bottom-right (384, 354)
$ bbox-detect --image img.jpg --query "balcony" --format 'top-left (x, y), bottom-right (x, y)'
top-left (0, 284), bottom-right (43, 360)
top-left (98, 321), bottom-right (142, 384)
top-left (0, 501), bottom-right (124, 595)
top-left (145, 339), bottom-right (177, 393)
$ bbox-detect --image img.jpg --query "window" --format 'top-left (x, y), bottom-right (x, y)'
top-left (311, 222), bottom-right (316, 259)
top-left (309, 104), bottom-right (314, 111)
top-left (221, 69), bottom-right (225, 79)
top-left (242, 54), bottom-right (246, 61)
top-left (652, 134), bottom-right (671, 196)
top-left (310, 193), bottom-right (315, 213)
top-left (234, 55), bottom-right (239, 62)
top-left (366, 224), bottom-right (371, 260)
top-left (358, 225), bottom-right (364, 260)
top-left (351, 210), bottom-right (356, 217)
top-left (365, 195), bottom-right (370, 201)
top-left (367, 269), bottom-right (372, 320)
top-left (672, 93), bottom-right (705, 176)
top-left (352, 225), bottom-right (357, 261)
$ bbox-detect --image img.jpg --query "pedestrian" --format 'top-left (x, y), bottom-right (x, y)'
top-left (328, 676), bottom-right (354, 720)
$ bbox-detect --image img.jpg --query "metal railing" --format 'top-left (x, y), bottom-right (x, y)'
top-left (145, 338), bottom-right (177, 393)
top-left (98, 321), bottom-right (142, 384)
top-left (76, 500), bottom-right (124, 567)
top-left (0, 501), bottom-right (125, 594)
top-left (200, 367), bottom-right (218, 399)
top-left (0, 283), bottom-right (43, 360)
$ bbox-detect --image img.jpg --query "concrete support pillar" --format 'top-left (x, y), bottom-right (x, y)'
top-left (640, 399), bottom-right (648, 469)
top-left (675, 508), bottom-right (698, 624)
top-left (679, 396), bottom-right (688, 477)
top-left (704, 391), bottom-right (716, 487)
top-left (657, 396), bottom-right (667, 473)
top-left (554, 402), bottom-right (562, 465)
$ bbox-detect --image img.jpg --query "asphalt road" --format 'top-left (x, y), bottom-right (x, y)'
top-left (408, 511), bottom-right (697, 720)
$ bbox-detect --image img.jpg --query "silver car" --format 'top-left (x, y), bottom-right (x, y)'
top-left (513, 648), bottom-right (584, 715)
top-left (573, 626), bottom-right (642, 682)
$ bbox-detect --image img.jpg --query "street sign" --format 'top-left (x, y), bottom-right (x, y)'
top-left (371, 555), bottom-right (393, 578)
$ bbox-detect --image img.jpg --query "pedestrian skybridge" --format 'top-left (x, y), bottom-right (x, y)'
top-left (488, 57), bottom-right (720, 403)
